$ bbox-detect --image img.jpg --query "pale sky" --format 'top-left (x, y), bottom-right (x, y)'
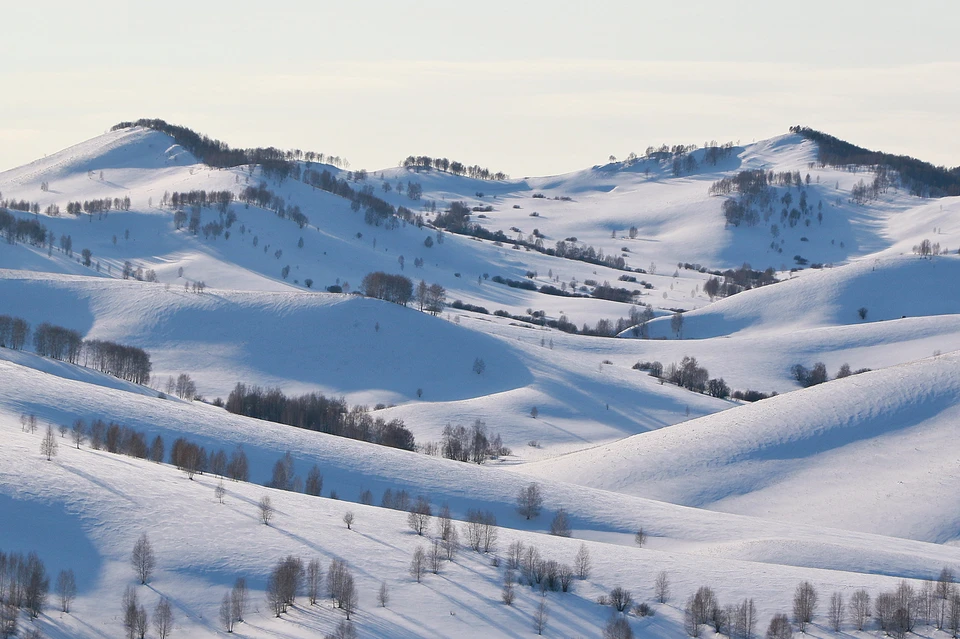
top-left (2, 1), bottom-right (958, 176)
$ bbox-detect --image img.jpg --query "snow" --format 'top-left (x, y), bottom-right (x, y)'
top-left (2, 124), bottom-right (959, 637)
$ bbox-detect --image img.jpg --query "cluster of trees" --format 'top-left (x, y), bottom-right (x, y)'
top-left (414, 280), bottom-right (445, 314)
top-left (65, 196), bottom-right (131, 217)
top-left (301, 168), bottom-right (417, 229)
top-left (634, 357), bottom-right (730, 398)
top-left (702, 264), bottom-right (778, 300)
top-left (13, 318), bottom-right (154, 384)
top-left (710, 169), bottom-right (821, 229)
top-left (913, 238), bottom-right (950, 257)
top-left (33, 323), bottom-right (83, 363)
top-left (81, 340), bottom-right (152, 384)
top-left (0, 548), bottom-right (67, 626)
top-left (0, 196), bottom-right (40, 215)
top-left (850, 168), bottom-right (896, 205)
top-left (400, 155), bottom-right (508, 181)
top-left (439, 420), bottom-right (511, 463)
top-left (361, 271), bottom-right (413, 305)
top-left (225, 383), bottom-right (416, 451)
top-left (791, 361), bottom-right (870, 387)
top-left (684, 569), bottom-right (960, 638)
top-left (0, 315), bottom-right (29, 350)
top-left (790, 125), bottom-right (960, 197)
top-left (122, 584), bottom-right (174, 639)
top-left (112, 119), bottom-right (309, 179)
top-left (237, 182), bottom-right (308, 228)
top-left (0, 209), bottom-right (47, 246)
top-left (165, 189), bottom-right (234, 212)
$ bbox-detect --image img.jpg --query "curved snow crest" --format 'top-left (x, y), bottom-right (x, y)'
top-left (624, 254), bottom-right (960, 339)
top-left (521, 351), bottom-right (960, 542)
top-left (0, 126), bottom-right (196, 187)
top-left (0, 270), bottom-right (532, 403)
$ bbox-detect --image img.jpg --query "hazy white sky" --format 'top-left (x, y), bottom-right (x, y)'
top-left (2, 1), bottom-right (958, 175)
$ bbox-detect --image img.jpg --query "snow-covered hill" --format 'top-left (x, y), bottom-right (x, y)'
top-left (2, 122), bottom-right (959, 638)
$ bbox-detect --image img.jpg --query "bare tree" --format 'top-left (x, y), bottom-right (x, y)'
top-left (131, 533), bottom-right (156, 584)
top-left (558, 564), bottom-right (574, 592)
top-left (122, 586), bottom-right (140, 639)
top-left (463, 509), bottom-right (498, 552)
top-left (508, 541), bottom-right (525, 570)
top-left (766, 613), bottom-right (792, 639)
top-left (259, 495), bottom-right (274, 525)
top-left (305, 464), bottom-right (323, 496)
top-left (430, 540), bottom-right (443, 574)
top-left (634, 528), bottom-right (646, 548)
top-left (220, 591), bottom-right (235, 632)
top-left (71, 419), bottom-right (85, 449)
top-left (408, 496), bottom-right (432, 535)
top-left (828, 591), bottom-right (843, 632)
top-left (610, 587), bottom-right (634, 612)
top-left (550, 509), bottom-right (572, 537)
top-left (534, 595), bottom-right (549, 635)
top-left (377, 581), bottom-right (389, 607)
top-left (733, 598), bottom-right (757, 639)
top-left (41, 424), bottom-right (58, 460)
top-left (23, 552), bottom-right (49, 619)
top-left (848, 589), bottom-right (870, 631)
top-left (442, 526), bottom-right (459, 561)
top-left (343, 511), bottom-right (355, 530)
top-left (792, 581), bottom-right (818, 632)
top-left (437, 503), bottom-right (454, 540)
top-left (686, 586), bottom-right (718, 637)
top-left (328, 559), bottom-right (358, 618)
top-left (654, 571), bottom-right (670, 604)
top-left (153, 597), bottom-right (174, 639)
top-left (231, 577), bottom-right (247, 623)
top-left (410, 546), bottom-right (426, 582)
top-left (325, 620), bottom-right (358, 639)
top-left (56, 569), bottom-right (76, 613)
top-left (603, 616), bottom-right (634, 639)
top-left (307, 558), bottom-right (323, 605)
top-left (215, 481), bottom-right (226, 504)
top-left (502, 570), bottom-right (516, 605)
top-left (516, 483), bottom-right (544, 520)
top-left (0, 601), bottom-right (17, 639)
top-left (936, 568), bottom-right (954, 630)
top-left (574, 543), bottom-right (591, 579)
top-left (135, 602), bottom-right (148, 639)
top-left (671, 311), bottom-right (684, 338)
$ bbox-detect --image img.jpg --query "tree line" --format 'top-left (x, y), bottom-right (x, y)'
top-left (0, 316), bottom-right (152, 384)
top-left (0, 209), bottom-right (47, 246)
top-left (400, 155), bottom-right (508, 181)
top-left (65, 196), bottom-right (131, 216)
top-left (225, 383), bottom-right (416, 451)
top-left (790, 125), bottom-right (960, 197)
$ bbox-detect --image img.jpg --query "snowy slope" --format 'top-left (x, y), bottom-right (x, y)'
top-left (521, 352), bottom-right (960, 542)
top-left (633, 253), bottom-right (960, 339)
top-left (4, 360), bottom-right (960, 638)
